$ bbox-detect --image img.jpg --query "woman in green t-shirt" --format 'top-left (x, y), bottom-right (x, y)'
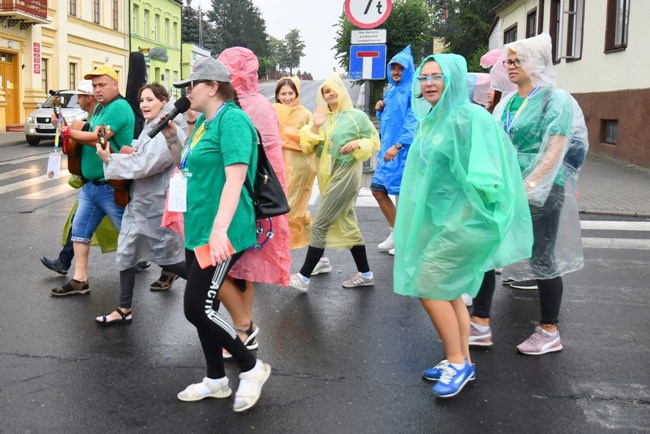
top-left (162, 58), bottom-right (271, 413)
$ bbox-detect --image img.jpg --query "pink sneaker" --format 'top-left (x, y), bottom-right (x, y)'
top-left (516, 326), bottom-right (563, 355)
top-left (469, 321), bottom-right (493, 347)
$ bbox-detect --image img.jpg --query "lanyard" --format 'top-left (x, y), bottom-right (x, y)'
top-left (505, 85), bottom-right (541, 137)
top-left (179, 103), bottom-right (226, 171)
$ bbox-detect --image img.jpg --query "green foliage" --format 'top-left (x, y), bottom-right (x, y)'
top-left (206, 0), bottom-right (270, 58)
top-left (283, 29), bottom-right (306, 75)
top-left (181, 0), bottom-right (202, 46)
top-left (467, 44), bottom-right (487, 72)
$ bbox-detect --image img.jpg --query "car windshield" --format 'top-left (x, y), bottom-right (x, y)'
top-left (41, 93), bottom-right (80, 109)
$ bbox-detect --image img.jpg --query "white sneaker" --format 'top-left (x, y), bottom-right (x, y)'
top-left (388, 248), bottom-right (395, 256)
top-left (378, 231), bottom-right (394, 251)
top-left (342, 272), bottom-right (375, 288)
top-left (311, 257), bottom-right (333, 275)
top-left (289, 273), bottom-right (310, 293)
top-left (177, 377), bottom-right (232, 402)
top-left (233, 359), bottom-right (271, 412)
top-left (461, 293), bottom-right (473, 306)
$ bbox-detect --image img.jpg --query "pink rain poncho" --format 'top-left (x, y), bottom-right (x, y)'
top-left (218, 47), bottom-right (291, 286)
top-left (299, 73), bottom-right (380, 249)
top-left (491, 33), bottom-right (587, 280)
top-left (393, 53), bottom-right (533, 301)
top-left (273, 77), bottom-right (316, 249)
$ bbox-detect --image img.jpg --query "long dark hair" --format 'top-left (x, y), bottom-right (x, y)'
top-left (275, 78), bottom-right (298, 103)
top-left (216, 81), bottom-right (240, 107)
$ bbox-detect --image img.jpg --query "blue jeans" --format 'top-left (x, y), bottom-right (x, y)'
top-left (71, 182), bottom-right (124, 244)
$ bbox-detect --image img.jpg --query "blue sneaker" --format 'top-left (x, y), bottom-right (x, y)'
top-left (431, 361), bottom-right (475, 398)
top-left (423, 360), bottom-right (476, 382)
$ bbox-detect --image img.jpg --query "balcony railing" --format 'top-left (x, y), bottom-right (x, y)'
top-left (0, 0), bottom-right (49, 27)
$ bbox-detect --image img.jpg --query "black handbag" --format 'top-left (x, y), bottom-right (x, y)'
top-left (244, 129), bottom-right (290, 219)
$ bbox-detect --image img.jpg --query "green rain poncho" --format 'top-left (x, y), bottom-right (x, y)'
top-left (299, 73), bottom-right (380, 249)
top-left (393, 54), bottom-right (533, 301)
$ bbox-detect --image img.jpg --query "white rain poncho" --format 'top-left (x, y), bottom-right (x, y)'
top-left (492, 33), bottom-right (587, 280)
top-left (393, 54), bottom-right (533, 301)
top-left (372, 45), bottom-right (418, 195)
top-left (299, 73), bottom-right (380, 249)
top-left (103, 100), bottom-right (186, 270)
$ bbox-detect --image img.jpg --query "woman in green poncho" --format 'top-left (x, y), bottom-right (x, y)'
top-left (288, 73), bottom-right (380, 292)
top-left (393, 54), bottom-right (533, 398)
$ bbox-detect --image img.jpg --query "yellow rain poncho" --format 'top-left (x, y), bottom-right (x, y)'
top-left (299, 73), bottom-right (379, 249)
top-left (273, 77), bottom-right (316, 249)
top-left (393, 54), bottom-right (534, 301)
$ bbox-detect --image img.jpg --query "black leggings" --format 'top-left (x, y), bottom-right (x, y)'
top-left (183, 249), bottom-right (256, 379)
top-left (299, 244), bottom-right (370, 277)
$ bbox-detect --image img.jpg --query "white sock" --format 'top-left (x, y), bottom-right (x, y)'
top-left (540, 328), bottom-right (557, 337)
top-left (361, 271), bottom-right (373, 279)
top-left (206, 376), bottom-right (227, 386)
top-left (471, 321), bottom-right (490, 332)
top-left (449, 362), bottom-right (466, 371)
top-left (299, 273), bottom-right (310, 283)
top-left (193, 376), bottom-right (226, 395)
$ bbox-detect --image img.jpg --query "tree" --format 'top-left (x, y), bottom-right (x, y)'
top-left (206, 0), bottom-right (269, 59)
top-left (181, 0), bottom-right (201, 45)
top-left (333, 0), bottom-right (432, 106)
top-left (283, 29), bottom-right (306, 76)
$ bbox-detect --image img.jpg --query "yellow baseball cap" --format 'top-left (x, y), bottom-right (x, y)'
top-left (84, 65), bottom-right (118, 81)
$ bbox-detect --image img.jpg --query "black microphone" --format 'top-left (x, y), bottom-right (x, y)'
top-left (148, 96), bottom-right (191, 138)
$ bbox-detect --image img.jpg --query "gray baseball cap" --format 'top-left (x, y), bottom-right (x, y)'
top-left (173, 57), bottom-right (231, 88)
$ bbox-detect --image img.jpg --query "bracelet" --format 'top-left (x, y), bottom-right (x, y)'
top-left (187, 120), bottom-right (196, 125)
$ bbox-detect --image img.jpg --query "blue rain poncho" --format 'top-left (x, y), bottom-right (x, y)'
top-left (393, 54), bottom-right (534, 301)
top-left (300, 73), bottom-right (380, 249)
top-left (492, 33), bottom-right (586, 280)
top-left (372, 45), bottom-right (418, 195)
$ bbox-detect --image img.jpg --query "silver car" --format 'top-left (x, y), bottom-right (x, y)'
top-left (25, 90), bottom-right (89, 146)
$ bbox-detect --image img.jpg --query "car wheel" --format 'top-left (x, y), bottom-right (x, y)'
top-left (26, 136), bottom-right (40, 146)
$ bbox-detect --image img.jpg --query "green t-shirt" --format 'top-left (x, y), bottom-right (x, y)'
top-left (183, 101), bottom-right (258, 252)
top-left (81, 98), bottom-right (135, 181)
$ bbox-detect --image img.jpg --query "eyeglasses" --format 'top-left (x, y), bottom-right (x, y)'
top-left (502, 59), bottom-right (523, 68)
top-left (418, 74), bottom-right (445, 84)
top-left (187, 80), bottom-right (211, 91)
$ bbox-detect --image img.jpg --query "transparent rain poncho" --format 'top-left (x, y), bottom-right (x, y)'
top-left (393, 54), bottom-right (533, 301)
top-left (491, 33), bottom-right (587, 280)
top-left (273, 76), bottom-right (316, 249)
top-left (373, 45), bottom-right (418, 195)
top-left (299, 73), bottom-right (380, 249)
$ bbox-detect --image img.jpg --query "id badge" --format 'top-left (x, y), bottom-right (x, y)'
top-left (168, 171), bottom-right (188, 212)
top-left (47, 151), bottom-right (62, 179)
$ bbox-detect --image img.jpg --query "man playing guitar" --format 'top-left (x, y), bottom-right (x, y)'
top-left (51, 65), bottom-right (135, 297)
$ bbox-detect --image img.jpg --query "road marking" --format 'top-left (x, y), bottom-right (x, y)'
top-left (0, 168), bottom-right (39, 181)
top-left (582, 237), bottom-right (650, 250)
top-left (0, 153), bottom-right (50, 166)
top-left (18, 182), bottom-right (74, 199)
top-left (0, 169), bottom-right (70, 195)
top-left (580, 221), bottom-right (650, 231)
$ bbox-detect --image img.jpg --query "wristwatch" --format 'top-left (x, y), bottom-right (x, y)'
top-left (394, 143), bottom-right (403, 151)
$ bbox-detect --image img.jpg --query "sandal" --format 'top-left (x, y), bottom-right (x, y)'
top-left (150, 270), bottom-right (179, 291)
top-left (177, 377), bottom-right (232, 402)
top-left (233, 360), bottom-right (271, 412)
top-left (50, 279), bottom-right (89, 297)
top-left (223, 322), bottom-right (259, 359)
top-left (95, 307), bottom-right (132, 327)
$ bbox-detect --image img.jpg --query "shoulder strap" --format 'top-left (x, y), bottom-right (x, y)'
top-left (244, 129), bottom-right (263, 204)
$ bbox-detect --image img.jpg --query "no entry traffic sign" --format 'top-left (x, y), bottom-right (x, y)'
top-left (345, 0), bottom-right (392, 29)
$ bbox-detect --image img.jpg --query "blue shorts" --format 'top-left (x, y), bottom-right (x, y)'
top-left (71, 182), bottom-right (125, 244)
top-left (369, 182), bottom-right (388, 194)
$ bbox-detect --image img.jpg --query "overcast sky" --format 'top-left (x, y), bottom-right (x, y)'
top-left (196, 0), bottom-right (344, 79)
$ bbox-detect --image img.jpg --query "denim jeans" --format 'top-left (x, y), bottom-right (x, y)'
top-left (59, 218), bottom-right (75, 269)
top-left (71, 182), bottom-right (125, 244)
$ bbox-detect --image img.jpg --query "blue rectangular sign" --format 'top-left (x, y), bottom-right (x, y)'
top-left (349, 44), bottom-right (386, 80)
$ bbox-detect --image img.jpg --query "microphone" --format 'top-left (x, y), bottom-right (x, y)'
top-left (148, 96), bottom-right (191, 138)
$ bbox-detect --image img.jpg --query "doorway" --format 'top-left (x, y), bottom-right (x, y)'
top-left (0, 51), bottom-right (19, 125)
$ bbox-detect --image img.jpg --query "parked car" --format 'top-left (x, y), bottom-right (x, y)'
top-left (25, 90), bottom-right (88, 146)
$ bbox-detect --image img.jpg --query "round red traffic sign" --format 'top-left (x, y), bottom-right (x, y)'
top-left (345, 0), bottom-right (392, 29)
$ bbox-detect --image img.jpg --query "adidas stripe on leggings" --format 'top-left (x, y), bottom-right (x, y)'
top-left (183, 248), bottom-right (256, 379)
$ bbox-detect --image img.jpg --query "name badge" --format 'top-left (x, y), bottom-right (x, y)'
top-left (47, 151), bottom-right (62, 179)
top-left (168, 171), bottom-right (187, 212)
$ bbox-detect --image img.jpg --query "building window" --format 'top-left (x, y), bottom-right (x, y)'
top-left (143, 10), bottom-right (149, 36)
top-left (164, 19), bottom-right (169, 44)
top-left (113, 0), bottom-right (119, 30)
top-left (566, 0), bottom-right (585, 59)
top-left (550, 0), bottom-right (560, 63)
top-left (537, 0), bottom-right (545, 34)
top-left (605, 0), bottom-right (630, 52)
top-left (154, 15), bottom-right (160, 40)
top-left (41, 59), bottom-right (49, 90)
top-left (132, 6), bottom-right (138, 34)
top-left (503, 24), bottom-right (517, 44)
top-left (526, 9), bottom-right (537, 38)
top-left (601, 120), bottom-right (618, 145)
top-left (69, 0), bottom-right (76, 16)
top-left (69, 63), bottom-right (77, 90)
top-left (173, 22), bottom-right (178, 46)
top-left (93, 0), bottom-right (100, 24)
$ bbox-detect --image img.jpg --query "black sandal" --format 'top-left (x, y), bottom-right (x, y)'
top-left (50, 279), bottom-right (90, 297)
top-left (149, 270), bottom-right (179, 291)
top-left (95, 307), bottom-right (133, 327)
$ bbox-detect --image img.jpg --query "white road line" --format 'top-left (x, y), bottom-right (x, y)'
top-left (18, 183), bottom-right (74, 199)
top-left (0, 169), bottom-right (70, 195)
top-left (580, 221), bottom-right (650, 231)
top-left (0, 168), bottom-right (39, 181)
top-left (582, 237), bottom-right (650, 250)
top-left (0, 153), bottom-right (50, 166)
